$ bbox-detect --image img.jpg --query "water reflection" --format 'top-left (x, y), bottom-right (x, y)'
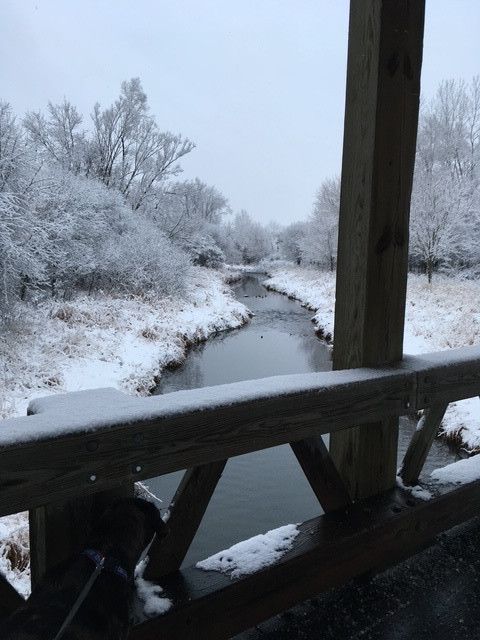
top-left (146, 274), bottom-right (457, 567)
top-left (156, 275), bottom-right (331, 394)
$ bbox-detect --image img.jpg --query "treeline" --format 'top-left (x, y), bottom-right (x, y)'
top-left (3, 75), bottom-right (476, 328)
top-left (280, 77), bottom-right (480, 281)
top-left (0, 78), bottom-right (282, 328)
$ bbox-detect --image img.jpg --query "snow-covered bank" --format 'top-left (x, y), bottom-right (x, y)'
top-left (263, 268), bottom-right (336, 341)
top-left (0, 267), bottom-right (250, 593)
top-left (264, 266), bottom-right (480, 450)
top-left (1, 267), bottom-right (250, 421)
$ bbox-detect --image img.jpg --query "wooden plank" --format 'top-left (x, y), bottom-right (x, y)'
top-left (290, 437), bottom-right (352, 512)
top-left (0, 574), bottom-right (24, 618)
top-left (29, 484), bottom-right (133, 587)
top-left (0, 368), bottom-right (412, 518)
top-left (1, 343), bottom-right (479, 518)
top-left (330, 0), bottom-right (425, 499)
top-left (411, 346), bottom-right (480, 407)
top-left (131, 481), bottom-right (480, 640)
top-left (145, 461), bottom-right (227, 580)
top-left (398, 402), bottom-right (448, 486)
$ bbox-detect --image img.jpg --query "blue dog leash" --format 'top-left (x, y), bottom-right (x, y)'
top-left (52, 549), bottom-right (128, 640)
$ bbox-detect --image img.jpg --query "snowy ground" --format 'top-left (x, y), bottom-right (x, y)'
top-left (1, 267), bottom-right (250, 420)
top-left (263, 266), bottom-right (480, 451)
top-left (0, 267), bottom-right (250, 596)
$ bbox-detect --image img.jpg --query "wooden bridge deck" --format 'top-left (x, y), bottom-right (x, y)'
top-left (238, 515), bottom-right (480, 640)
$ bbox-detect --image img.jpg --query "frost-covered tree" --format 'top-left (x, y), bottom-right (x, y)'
top-left (219, 210), bottom-right (273, 264)
top-left (0, 103), bottom-right (47, 316)
top-left (410, 77), bottom-right (480, 280)
top-left (0, 193), bottom-right (47, 314)
top-left (187, 234), bottom-right (225, 268)
top-left (410, 167), bottom-right (464, 282)
top-left (24, 100), bottom-right (86, 174)
top-left (90, 79), bottom-right (194, 209)
top-left (151, 178), bottom-right (229, 266)
top-left (0, 81), bottom-right (201, 310)
top-left (302, 177), bottom-right (340, 270)
top-left (279, 221), bottom-right (307, 264)
top-left (155, 179), bottom-right (229, 241)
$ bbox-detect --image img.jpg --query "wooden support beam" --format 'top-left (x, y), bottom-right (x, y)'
top-left (145, 461), bottom-right (227, 580)
top-left (29, 484), bottom-right (133, 587)
top-left (290, 437), bottom-right (352, 512)
top-left (131, 481), bottom-right (480, 640)
top-left (0, 574), bottom-right (24, 619)
top-left (330, 0), bottom-right (425, 499)
top-left (399, 402), bottom-right (448, 486)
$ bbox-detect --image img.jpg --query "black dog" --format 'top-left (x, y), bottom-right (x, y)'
top-left (3, 498), bottom-right (167, 640)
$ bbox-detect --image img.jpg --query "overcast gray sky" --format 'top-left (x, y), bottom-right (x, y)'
top-left (1, 1), bottom-right (479, 224)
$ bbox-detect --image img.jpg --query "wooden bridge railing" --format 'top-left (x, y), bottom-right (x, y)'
top-left (0, 345), bottom-right (479, 518)
top-left (1, 345), bottom-right (480, 637)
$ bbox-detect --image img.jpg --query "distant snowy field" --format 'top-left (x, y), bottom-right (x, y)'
top-left (264, 266), bottom-right (480, 451)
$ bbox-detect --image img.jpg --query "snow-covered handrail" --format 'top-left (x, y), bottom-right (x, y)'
top-left (0, 345), bottom-right (480, 517)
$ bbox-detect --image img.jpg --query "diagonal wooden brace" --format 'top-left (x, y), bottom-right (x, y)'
top-left (291, 436), bottom-right (352, 512)
top-left (145, 460), bottom-right (227, 580)
top-left (399, 402), bottom-right (449, 486)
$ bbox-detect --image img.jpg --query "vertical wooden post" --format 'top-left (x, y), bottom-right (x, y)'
top-left (29, 485), bottom-right (133, 588)
top-left (330, 0), bottom-right (425, 499)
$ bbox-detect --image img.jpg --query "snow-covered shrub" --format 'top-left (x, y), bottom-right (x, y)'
top-left (31, 166), bottom-right (132, 297)
top-left (189, 235), bottom-right (225, 268)
top-left (101, 219), bottom-right (191, 297)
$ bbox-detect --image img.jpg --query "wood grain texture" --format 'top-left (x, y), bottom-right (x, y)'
top-left (0, 368), bottom-right (412, 518)
top-left (290, 437), bottom-right (352, 512)
top-left (131, 481), bottom-right (480, 640)
top-left (145, 460), bottom-right (227, 580)
top-left (417, 366), bottom-right (480, 407)
top-left (399, 402), bottom-right (448, 485)
top-left (330, 0), bottom-right (425, 499)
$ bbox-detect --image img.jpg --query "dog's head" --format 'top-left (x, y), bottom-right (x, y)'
top-left (87, 498), bottom-right (168, 575)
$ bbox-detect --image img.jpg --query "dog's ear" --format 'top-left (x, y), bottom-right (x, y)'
top-left (133, 498), bottom-right (169, 540)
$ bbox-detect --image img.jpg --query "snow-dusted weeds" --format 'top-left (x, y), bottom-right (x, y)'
top-left (0, 511), bottom-right (29, 599)
top-left (1, 267), bottom-right (250, 420)
top-left (264, 266), bottom-right (480, 450)
top-left (196, 524), bottom-right (299, 579)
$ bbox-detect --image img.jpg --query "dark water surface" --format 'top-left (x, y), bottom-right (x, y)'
top-left (147, 274), bottom-right (457, 567)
